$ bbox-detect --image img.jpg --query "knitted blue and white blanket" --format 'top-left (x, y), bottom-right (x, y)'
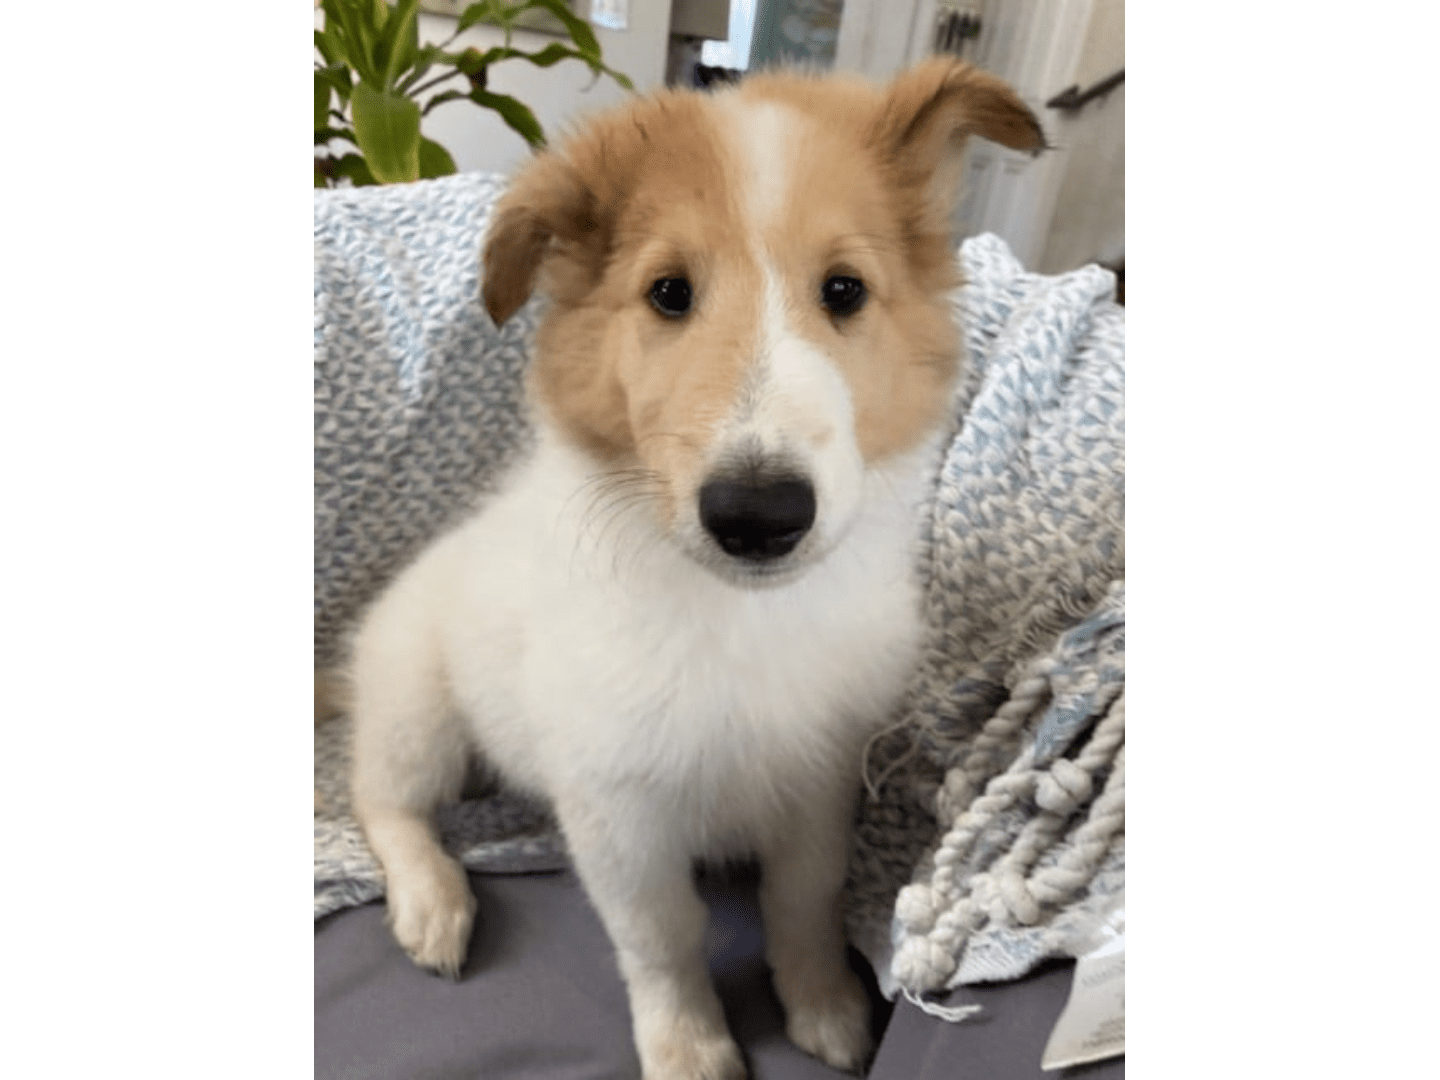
top-left (313, 172), bottom-right (1125, 1000)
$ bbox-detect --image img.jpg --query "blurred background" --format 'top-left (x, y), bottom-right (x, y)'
top-left (364, 0), bottom-right (1123, 278)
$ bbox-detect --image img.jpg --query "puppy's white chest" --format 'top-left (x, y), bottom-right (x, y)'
top-left (553, 546), bottom-right (912, 771)
top-left (439, 434), bottom-right (927, 850)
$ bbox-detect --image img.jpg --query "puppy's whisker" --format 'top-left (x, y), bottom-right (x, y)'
top-left (570, 468), bottom-right (668, 576)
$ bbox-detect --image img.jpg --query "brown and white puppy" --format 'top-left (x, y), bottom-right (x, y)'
top-left (350, 59), bottom-right (1043, 1079)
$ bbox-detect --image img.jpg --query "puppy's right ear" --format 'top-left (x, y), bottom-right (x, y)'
top-left (481, 151), bottom-right (602, 327)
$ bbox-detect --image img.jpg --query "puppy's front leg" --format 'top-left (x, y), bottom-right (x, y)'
top-left (350, 613), bottom-right (476, 980)
top-left (560, 801), bottom-right (746, 1080)
top-left (759, 783), bottom-right (873, 1074)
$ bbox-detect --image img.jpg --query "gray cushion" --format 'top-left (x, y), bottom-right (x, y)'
top-left (315, 869), bottom-right (883, 1080)
top-left (316, 869), bottom-right (1120, 1079)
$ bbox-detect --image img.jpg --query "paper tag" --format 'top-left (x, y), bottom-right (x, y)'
top-left (1040, 934), bottom-right (1125, 1070)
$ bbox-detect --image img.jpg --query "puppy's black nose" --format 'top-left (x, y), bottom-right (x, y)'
top-left (699, 477), bottom-right (816, 561)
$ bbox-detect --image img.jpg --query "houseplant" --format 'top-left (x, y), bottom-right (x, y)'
top-left (315, 0), bottom-right (633, 187)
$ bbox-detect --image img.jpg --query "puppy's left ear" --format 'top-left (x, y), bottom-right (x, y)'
top-left (870, 58), bottom-right (1046, 241)
top-left (872, 57), bottom-right (1046, 161)
top-left (482, 150), bottom-right (602, 327)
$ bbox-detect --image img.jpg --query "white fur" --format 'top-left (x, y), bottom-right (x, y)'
top-left (352, 426), bottom-right (931, 1077)
top-left (363, 428), bottom-right (928, 831)
top-left (350, 94), bottom-right (946, 1080)
top-left (675, 266), bottom-right (869, 590)
top-left (718, 98), bottom-right (798, 228)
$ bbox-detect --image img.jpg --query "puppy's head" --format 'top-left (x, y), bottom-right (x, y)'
top-left (483, 59), bottom-right (1043, 586)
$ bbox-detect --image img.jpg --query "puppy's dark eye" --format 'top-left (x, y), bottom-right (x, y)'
top-left (821, 275), bottom-right (866, 317)
top-left (648, 277), bottom-right (693, 317)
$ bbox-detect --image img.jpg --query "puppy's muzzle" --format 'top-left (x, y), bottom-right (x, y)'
top-left (699, 475), bottom-right (816, 561)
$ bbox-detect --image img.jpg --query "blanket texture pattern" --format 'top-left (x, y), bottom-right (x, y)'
top-left (313, 173), bottom-right (1125, 1002)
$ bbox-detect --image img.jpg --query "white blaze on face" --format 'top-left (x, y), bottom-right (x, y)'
top-left (747, 267), bottom-right (858, 449)
top-left (722, 97), bottom-right (794, 228)
top-left (711, 94), bottom-right (867, 547)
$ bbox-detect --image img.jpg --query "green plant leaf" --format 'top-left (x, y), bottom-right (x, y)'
top-left (334, 153), bottom-right (378, 186)
top-left (525, 0), bottom-right (601, 57)
top-left (455, 41), bottom-right (626, 85)
top-left (421, 89), bottom-right (470, 117)
top-left (376, 0), bottom-right (419, 89)
top-left (449, 10), bottom-right (633, 91)
top-left (418, 137), bottom-right (458, 179)
top-left (325, 0), bottom-right (378, 85)
top-left (492, 42), bottom-right (584, 69)
top-left (317, 16), bottom-right (352, 72)
top-left (456, 1), bottom-right (505, 35)
top-left (314, 29), bottom-right (341, 67)
top-left (453, 45), bottom-right (492, 75)
top-left (351, 81), bottom-right (421, 182)
top-left (316, 126), bottom-right (360, 147)
top-left (396, 44), bottom-right (447, 92)
top-left (399, 10), bottom-right (421, 83)
top-left (317, 63), bottom-right (353, 105)
top-left (527, 41), bottom-right (634, 90)
top-left (315, 70), bottom-right (332, 130)
top-left (319, 3), bottom-right (349, 60)
top-left (471, 88), bottom-right (545, 147)
top-left (536, 42), bottom-right (597, 67)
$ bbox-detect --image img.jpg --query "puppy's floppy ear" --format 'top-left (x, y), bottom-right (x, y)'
top-left (872, 56), bottom-right (1046, 162)
top-left (481, 149), bottom-right (603, 327)
top-left (870, 58), bottom-right (1046, 246)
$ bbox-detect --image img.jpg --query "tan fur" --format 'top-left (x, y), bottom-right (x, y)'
top-left (342, 59), bottom-right (1050, 1078)
top-left (508, 91), bottom-right (763, 503)
top-left (482, 59), bottom-right (1044, 514)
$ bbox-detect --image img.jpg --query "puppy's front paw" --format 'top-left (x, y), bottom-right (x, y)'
top-left (640, 1027), bottom-right (747, 1080)
top-left (782, 969), bottom-right (873, 1074)
top-left (385, 858), bottom-right (477, 979)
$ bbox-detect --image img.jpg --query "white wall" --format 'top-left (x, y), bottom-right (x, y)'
top-left (1038, 0), bottom-right (1123, 272)
top-left (834, 0), bottom-right (934, 79)
top-left (832, 0), bottom-right (1124, 274)
top-left (319, 3), bottom-right (674, 178)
